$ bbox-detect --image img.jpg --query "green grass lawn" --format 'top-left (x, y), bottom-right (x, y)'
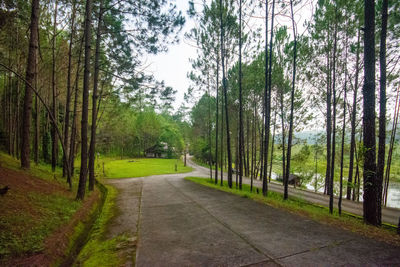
top-left (185, 176), bottom-right (400, 246)
top-left (101, 158), bottom-right (193, 179)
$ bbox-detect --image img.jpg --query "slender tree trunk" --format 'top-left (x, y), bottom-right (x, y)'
top-left (280, 89), bottom-right (286, 183)
top-left (238, 0), bottom-right (243, 189)
top-left (8, 50), bottom-right (12, 156)
top-left (215, 53), bottom-right (219, 184)
top-left (246, 112), bottom-right (250, 177)
top-left (21, 0), bottom-right (40, 169)
top-left (63, 0), bottom-right (77, 187)
top-left (34, 93), bottom-right (39, 164)
top-left (377, 0), bottom-right (388, 226)
top-left (88, 0), bottom-right (104, 191)
top-left (262, 0), bottom-right (269, 195)
top-left (219, 0), bottom-right (232, 187)
top-left (33, 45), bottom-right (39, 165)
top-left (70, 36), bottom-right (84, 177)
top-left (329, 22), bottom-right (338, 214)
top-left (339, 69), bottom-right (347, 215)
top-left (384, 88), bottom-right (399, 206)
top-left (265, 0), bottom-right (275, 186)
top-left (51, 0), bottom-right (58, 172)
top-left (220, 75), bottom-right (224, 186)
top-left (347, 28), bottom-right (361, 200)
top-left (251, 97), bottom-right (256, 191)
top-left (208, 78), bottom-right (212, 179)
top-left (15, 31), bottom-right (20, 159)
top-left (284, 0), bottom-right (296, 200)
top-left (260, 104), bottom-right (264, 182)
top-left (325, 34), bottom-right (332, 195)
top-left (76, 0), bottom-right (93, 200)
top-left (269, 107), bottom-right (276, 183)
top-left (363, 0), bottom-right (378, 226)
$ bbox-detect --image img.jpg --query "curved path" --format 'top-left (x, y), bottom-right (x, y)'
top-left (105, 159), bottom-right (400, 266)
top-left (192, 159), bottom-right (400, 226)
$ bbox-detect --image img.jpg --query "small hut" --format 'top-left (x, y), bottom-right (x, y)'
top-left (145, 142), bottom-right (169, 158)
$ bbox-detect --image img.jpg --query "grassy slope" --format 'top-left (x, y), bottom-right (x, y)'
top-left (185, 177), bottom-right (400, 246)
top-left (102, 158), bottom-right (192, 179)
top-left (0, 153), bottom-right (83, 261)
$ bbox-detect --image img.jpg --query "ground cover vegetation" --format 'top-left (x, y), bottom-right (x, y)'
top-left (0, 152), bottom-right (99, 264)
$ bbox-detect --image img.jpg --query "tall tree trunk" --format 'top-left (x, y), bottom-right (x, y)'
top-left (63, 0), bottom-right (77, 187)
top-left (251, 97), bottom-right (256, 191)
top-left (215, 53), bottom-right (219, 184)
top-left (384, 88), bottom-right (399, 206)
top-left (70, 35), bottom-right (84, 177)
top-left (325, 33), bottom-right (332, 195)
top-left (284, 0), bottom-right (297, 200)
top-left (34, 93), bottom-right (39, 164)
top-left (219, 0), bottom-right (232, 187)
top-left (8, 50), bottom-right (12, 156)
top-left (280, 89), bottom-right (286, 184)
top-left (220, 82), bottom-right (224, 186)
top-left (51, 0), bottom-right (58, 172)
top-left (377, 0), bottom-right (388, 226)
top-left (14, 30), bottom-right (20, 159)
top-left (347, 28), bottom-right (361, 200)
top-left (33, 46), bottom-right (39, 165)
top-left (363, 0), bottom-right (378, 226)
top-left (208, 77), bottom-right (212, 179)
top-left (267, 0), bottom-right (275, 185)
top-left (262, 0), bottom-right (269, 195)
top-left (21, 0), bottom-right (40, 169)
top-left (238, 0), bottom-right (243, 189)
top-left (88, 0), bottom-right (104, 191)
top-left (269, 107), bottom-right (276, 183)
top-left (339, 67), bottom-right (347, 215)
top-left (76, 0), bottom-right (93, 200)
top-left (329, 22), bottom-right (338, 214)
top-left (246, 111), bottom-right (250, 177)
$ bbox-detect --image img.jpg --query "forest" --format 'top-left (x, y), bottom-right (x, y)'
top-left (0, 0), bottom-right (399, 237)
top-left (185, 0), bottom-right (400, 227)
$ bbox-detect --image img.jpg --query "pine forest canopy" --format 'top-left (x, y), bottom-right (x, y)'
top-left (0, 0), bottom-right (399, 230)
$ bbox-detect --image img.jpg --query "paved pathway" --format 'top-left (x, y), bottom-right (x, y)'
top-left (105, 160), bottom-right (400, 266)
top-left (191, 159), bottom-right (400, 225)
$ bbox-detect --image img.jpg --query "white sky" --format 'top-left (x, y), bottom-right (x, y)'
top-left (146, 0), bottom-right (197, 110)
top-left (144, 0), bottom-right (314, 112)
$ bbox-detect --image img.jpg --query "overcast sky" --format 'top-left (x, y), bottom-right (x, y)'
top-left (144, 0), bottom-right (314, 111)
top-left (146, 0), bottom-right (196, 110)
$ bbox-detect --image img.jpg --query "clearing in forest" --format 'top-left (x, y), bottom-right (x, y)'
top-left (102, 158), bottom-right (192, 179)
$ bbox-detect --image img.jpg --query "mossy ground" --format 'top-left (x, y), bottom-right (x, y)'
top-left (75, 185), bottom-right (136, 267)
top-left (0, 153), bottom-right (83, 262)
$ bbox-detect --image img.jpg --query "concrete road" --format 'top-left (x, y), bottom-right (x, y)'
top-left (190, 159), bottom-right (400, 226)
top-left (105, 161), bottom-right (400, 266)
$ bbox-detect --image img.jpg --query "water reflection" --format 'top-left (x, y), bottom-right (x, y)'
top-left (271, 172), bottom-right (400, 209)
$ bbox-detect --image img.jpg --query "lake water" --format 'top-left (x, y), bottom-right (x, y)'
top-left (271, 172), bottom-right (400, 209)
top-left (303, 176), bottom-right (400, 209)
